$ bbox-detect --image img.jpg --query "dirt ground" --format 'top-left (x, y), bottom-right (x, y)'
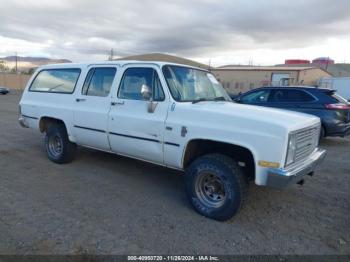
top-left (0, 91), bottom-right (349, 255)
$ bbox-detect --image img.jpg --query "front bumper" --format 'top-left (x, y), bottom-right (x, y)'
top-left (18, 117), bottom-right (29, 128)
top-left (327, 122), bottom-right (350, 137)
top-left (266, 148), bottom-right (326, 189)
top-left (340, 124), bottom-right (350, 137)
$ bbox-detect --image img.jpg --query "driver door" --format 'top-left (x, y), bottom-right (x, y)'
top-left (108, 66), bottom-right (168, 164)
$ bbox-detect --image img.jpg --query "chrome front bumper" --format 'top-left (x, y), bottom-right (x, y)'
top-left (266, 148), bottom-right (326, 189)
top-left (18, 117), bottom-right (29, 128)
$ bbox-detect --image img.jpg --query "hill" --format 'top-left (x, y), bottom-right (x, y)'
top-left (0, 56), bottom-right (71, 72)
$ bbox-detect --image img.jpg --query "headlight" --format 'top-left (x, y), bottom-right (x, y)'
top-left (285, 133), bottom-right (297, 166)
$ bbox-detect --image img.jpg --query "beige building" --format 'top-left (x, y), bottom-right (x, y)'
top-left (211, 66), bottom-right (332, 94)
top-left (0, 73), bottom-right (31, 89)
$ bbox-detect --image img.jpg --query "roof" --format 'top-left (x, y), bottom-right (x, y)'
top-left (213, 66), bottom-right (316, 71)
top-left (313, 57), bottom-right (334, 61)
top-left (115, 53), bottom-right (209, 69)
top-left (261, 86), bottom-right (330, 90)
top-left (322, 64), bottom-right (350, 77)
top-left (35, 60), bottom-right (207, 71)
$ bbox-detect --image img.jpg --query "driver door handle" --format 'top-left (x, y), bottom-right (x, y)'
top-left (111, 101), bottom-right (124, 106)
top-left (76, 98), bottom-right (86, 102)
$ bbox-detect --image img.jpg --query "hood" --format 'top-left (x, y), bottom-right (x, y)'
top-left (178, 101), bottom-right (320, 133)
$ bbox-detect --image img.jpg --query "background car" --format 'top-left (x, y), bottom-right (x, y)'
top-left (0, 87), bottom-right (10, 95)
top-left (234, 86), bottom-right (350, 138)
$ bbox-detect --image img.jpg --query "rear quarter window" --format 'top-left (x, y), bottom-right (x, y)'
top-left (331, 93), bottom-right (348, 103)
top-left (29, 68), bottom-right (81, 94)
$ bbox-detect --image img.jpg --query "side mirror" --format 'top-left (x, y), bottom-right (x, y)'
top-left (140, 84), bottom-right (158, 113)
top-left (141, 84), bottom-right (152, 101)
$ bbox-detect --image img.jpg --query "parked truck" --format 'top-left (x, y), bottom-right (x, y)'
top-left (19, 61), bottom-right (326, 221)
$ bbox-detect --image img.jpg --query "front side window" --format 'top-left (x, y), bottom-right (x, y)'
top-left (29, 68), bottom-right (81, 93)
top-left (241, 90), bottom-right (270, 103)
top-left (118, 67), bottom-right (165, 101)
top-left (162, 65), bottom-right (230, 102)
top-left (82, 67), bottom-right (116, 97)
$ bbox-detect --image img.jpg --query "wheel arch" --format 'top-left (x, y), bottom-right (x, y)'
top-left (182, 139), bottom-right (256, 181)
top-left (39, 116), bottom-right (68, 133)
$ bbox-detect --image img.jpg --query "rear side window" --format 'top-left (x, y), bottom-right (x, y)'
top-left (269, 89), bottom-right (315, 102)
top-left (82, 67), bottom-right (116, 97)
top-left (29, 69), bottom-right (81, 93)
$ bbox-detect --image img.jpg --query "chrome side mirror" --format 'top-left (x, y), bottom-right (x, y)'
top-left (147, 101), bottom-right (158, 113)
top-left (141, 84), bottom-right (152, 101)
top-left (140, 84), bottom-right (157, 113)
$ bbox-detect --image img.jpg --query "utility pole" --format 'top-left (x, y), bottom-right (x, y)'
top-left (15, 52), bottom-right (18, 73)
top-left (108, 48), bottom-right (114, 61)
top-left (325, 56), bottom-right (329, 71)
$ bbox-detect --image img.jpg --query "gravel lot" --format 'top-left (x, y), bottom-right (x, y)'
top-left (0, 91), bottom-right (349, 255)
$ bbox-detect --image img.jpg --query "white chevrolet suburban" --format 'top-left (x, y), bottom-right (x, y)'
top-left (19, 61), bottom-right (326, 221)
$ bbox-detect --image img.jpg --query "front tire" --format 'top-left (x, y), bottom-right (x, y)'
top-left (45, 123), bottom-right (76, 164)
top-left (185, 154), bottom-right (248, 221)
top-left (320, 126), bottom-right (326, 140)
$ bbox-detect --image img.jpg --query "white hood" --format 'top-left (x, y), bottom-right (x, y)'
top-left (179, 101), bottom-right (320, 133)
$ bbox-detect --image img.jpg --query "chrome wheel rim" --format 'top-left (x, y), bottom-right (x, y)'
top-left (195, 172), bottom-right (226, 208)
top-left (48, 134), bottom-right (63, 157)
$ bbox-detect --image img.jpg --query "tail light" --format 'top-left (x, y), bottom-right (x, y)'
top-left (325, 103), bottom-right (350, 110)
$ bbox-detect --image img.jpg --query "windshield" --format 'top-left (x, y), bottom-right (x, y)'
top-left (162, 65), bottom-right (231, 102)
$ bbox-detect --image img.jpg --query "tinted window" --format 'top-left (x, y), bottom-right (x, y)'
top-left (30, 69), bottom-right (81, 93)
top-left (241, 90), bottom-right (270, 103)
top-left (118, 68), bottom-right (165, 101)
top-left (269, 89), bottom-right (315, 102)
top-left (82, 67), bottom-right (116, 97)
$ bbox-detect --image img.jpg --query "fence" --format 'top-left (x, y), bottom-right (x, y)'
top-left (0, 73), bottom-right (31, 89)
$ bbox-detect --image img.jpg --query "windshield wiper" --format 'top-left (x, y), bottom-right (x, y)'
top-left (213, 96), bottom-right (226, 101)
top-left (192, 98), bottom-right (209, 104)
top-left (48, 84), bottom-right (64, 91)
top-left (192, 97), bottom-right (227, 104)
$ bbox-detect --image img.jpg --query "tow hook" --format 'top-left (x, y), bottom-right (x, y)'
top-left (297, 179), bottom-right (305, 186)
top-left (307, 172), bottom-right (314, 177)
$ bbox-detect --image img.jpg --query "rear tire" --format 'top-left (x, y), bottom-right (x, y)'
top-left (185, 153), bottom-right (248, 221)
top-left (45, 123), bottom-right (76, 164)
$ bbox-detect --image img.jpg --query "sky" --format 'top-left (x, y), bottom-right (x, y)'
top-left (1, 0), bottom-right (350, 66)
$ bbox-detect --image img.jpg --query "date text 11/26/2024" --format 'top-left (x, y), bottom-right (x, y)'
top-left (127, 256), bottom-right (219, 261)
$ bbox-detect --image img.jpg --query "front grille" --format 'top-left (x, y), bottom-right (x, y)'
top-left (294, 125), bottom-right (319, 163)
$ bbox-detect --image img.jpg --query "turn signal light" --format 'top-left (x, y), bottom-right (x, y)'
top-left (258, 161), bottom-right (280, 168)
